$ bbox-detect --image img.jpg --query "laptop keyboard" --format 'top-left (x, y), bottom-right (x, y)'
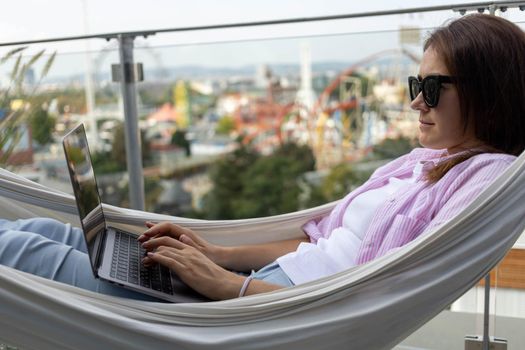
top-left (110, 230), bottom-right (174, 295)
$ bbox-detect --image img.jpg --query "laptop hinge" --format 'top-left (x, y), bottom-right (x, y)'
top-left (93, 229), bottom-right (108, 276)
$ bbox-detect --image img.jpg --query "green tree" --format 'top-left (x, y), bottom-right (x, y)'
top-left (233, 155), bottom-right (302, 218)
top-left (29, 105), bottom-right (56, 146)
top-left (171, 129), bottom-right (191, 157)
top-left (321, 163), bottom-right (369, 200)
top-left (216, 116), bottom-right (235, 135)
top-left (202, 141), bottom-right (316, 219)
top-left (111, 122), bottom-right (152, 169)
top-left (273, 142), bottom-right (316, 173)
top-left (92, 121), bottom-right (152, 174)
top-left (303, 162), bottom-right (373, 208)
top-left (202, 142), bottom-right (259, 219)
top-left (91, 150), bottom-right (124, 174)
top-left (370, 136), bottom-right (416, 160)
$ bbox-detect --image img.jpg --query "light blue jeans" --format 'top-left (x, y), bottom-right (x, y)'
top-left (0, 218), bottom-right (293, 300)
top-left (249, 261), bottom-right (294, 287)
top-left (0, 218), bottom-right (159, 301)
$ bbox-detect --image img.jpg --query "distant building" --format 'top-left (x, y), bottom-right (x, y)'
top-left (145, 103), bottom-right (178, 149)
top-left (255, 64), bottom-right (271, 89)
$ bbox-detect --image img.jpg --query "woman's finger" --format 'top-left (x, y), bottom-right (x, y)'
top-left (179, 234), bottom-right (197, 248)
top-left (147, 251), bottom-right (184, 271)
top-left (143, 247), bottom-right (181, 267)
top-left (145, 221), bottom-right (156, 228)
top-left (142, 236), bottom-right (186, 251)
top-left (138, 222), bottom-right (181, 242)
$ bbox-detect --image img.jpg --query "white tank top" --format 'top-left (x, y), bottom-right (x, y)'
top-left (277, 162), bottom-right (425, 285)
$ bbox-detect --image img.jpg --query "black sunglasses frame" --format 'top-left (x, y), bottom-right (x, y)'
top-left (408, 75), bottom-right (455, 108)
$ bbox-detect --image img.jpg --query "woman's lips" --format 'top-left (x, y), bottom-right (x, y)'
top-left (419, 119), bottom-right (435, 131)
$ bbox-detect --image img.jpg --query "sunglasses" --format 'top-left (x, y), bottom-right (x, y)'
top-left (408, 75), bottom-right (455, 108)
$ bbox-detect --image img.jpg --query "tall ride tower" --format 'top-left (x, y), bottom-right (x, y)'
top-left (295, 42), bottom-right (316, 111)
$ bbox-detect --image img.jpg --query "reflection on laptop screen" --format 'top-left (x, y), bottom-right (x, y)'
top-left (63, 124), bottom-right (106, 265)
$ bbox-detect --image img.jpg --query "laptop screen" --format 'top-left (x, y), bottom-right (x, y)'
top-left (62, 124), bottom-right (106, 273)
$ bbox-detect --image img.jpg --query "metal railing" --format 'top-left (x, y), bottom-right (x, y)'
top-left (2, 1), bottom-right (524, 210)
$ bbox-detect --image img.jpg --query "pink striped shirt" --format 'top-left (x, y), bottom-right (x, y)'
top-left (302, 148), bottom-right (516, 265)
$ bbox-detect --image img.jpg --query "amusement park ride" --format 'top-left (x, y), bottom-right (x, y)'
top-left (234, 48), bottom-right (420, 169)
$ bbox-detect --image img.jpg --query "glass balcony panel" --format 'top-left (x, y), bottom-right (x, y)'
top-left (0, 41), bottom-right (122, 196)
top-left (1, 7), bottom-right (525, 349)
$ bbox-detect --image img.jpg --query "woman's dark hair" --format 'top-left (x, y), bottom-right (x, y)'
top-left (423, 14), bottom-right (525, 182)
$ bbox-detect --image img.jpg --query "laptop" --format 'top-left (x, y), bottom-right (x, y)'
top-left (62, 123), bottom-right (208, 302)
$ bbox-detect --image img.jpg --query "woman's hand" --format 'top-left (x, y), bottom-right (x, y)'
top-left (141, 236), bottom-right (244, 300)
top-left (138, 222), bottom-right (228, 267)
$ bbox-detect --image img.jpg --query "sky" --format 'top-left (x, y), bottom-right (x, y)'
top-left (0, 1), bottom-right (458, 42)
top-left (1, 0), bottom-right (523, 41)
top-left (1, 1), bottom-right (525, 77)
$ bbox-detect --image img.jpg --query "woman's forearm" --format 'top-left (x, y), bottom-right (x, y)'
top-left (218, 236), bottom-right (309, 272)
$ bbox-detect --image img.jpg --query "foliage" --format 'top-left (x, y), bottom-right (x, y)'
top-left (305, 163), bottom-right (372, 208)
top-left (201, 141), bottom-right (316, 219)
top-left (171, 129), bottom-right (191, 157)
top-left (0, 47), bottom-right (56, 167)
top-left (29, 105), bottom-right (56, 146)
top-left (215, 115), bottom-right (235, 135)
top-left (232, 155), bottom-right (303, 218)
top-left (112, 122), bottom-right (152, 168)
top-left (91, 150), bottom-right (125, 174)
top-left (322, 163), bottom-right (368, 200)
top-left (368, 136), bottom-right (416, 160)
top-left (110, 122), bottom-right (129, 169)
top-left (302, 137), bottom-right (415, 208)
top-left (116, 176), bottom-right (164, 212)
top-left (202, 141), bottom-right (259, 219)
top-left (92, 121), bottom-right (152, 174)
top-left (273, 142), bottom-right (316, 172)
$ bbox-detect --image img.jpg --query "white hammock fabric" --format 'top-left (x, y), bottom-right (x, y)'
top-left (0, 151), bottom-right (524, 350)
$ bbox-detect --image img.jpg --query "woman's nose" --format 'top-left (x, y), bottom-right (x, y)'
top-left (410, 91), bottom-right (429, 112)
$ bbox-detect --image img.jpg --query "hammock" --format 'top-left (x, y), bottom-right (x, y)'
top-left (0, 151), bottom-right (524, 350)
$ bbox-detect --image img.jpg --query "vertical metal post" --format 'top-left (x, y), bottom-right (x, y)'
top-left (485, 2), bottom-right (495, 347)
top-left (482, 274), bottom-right (490, 350)
top-left (81, 0), bottom-right (97, 150)
top-left (466, 273), bottom-right (507, 349)
top-left (117, 34), bottom-right (145, 211)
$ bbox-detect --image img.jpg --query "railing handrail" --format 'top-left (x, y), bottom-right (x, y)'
top-left (0, 1), bottom-right (524, 47)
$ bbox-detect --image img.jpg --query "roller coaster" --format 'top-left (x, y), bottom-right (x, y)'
top-left (277, 48), bottom-right (420, 167)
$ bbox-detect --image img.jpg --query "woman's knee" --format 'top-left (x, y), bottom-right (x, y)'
top-left (16, 217), bottom-right (69, 235)
top-left (0, 229), bottom-right (72, 276)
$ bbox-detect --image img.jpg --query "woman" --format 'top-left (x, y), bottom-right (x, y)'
top-left (1, 14), bottom-right (524, 301)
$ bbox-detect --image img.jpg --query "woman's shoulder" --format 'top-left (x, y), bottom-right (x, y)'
top-left (443, 152), bottom-right (517, 182)
top-left (413, 148), bottom-right (517, 166)
top-left (383, 147), bottom-right (445, 166)
top-left (467, 152), bottom-right (517, 165)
